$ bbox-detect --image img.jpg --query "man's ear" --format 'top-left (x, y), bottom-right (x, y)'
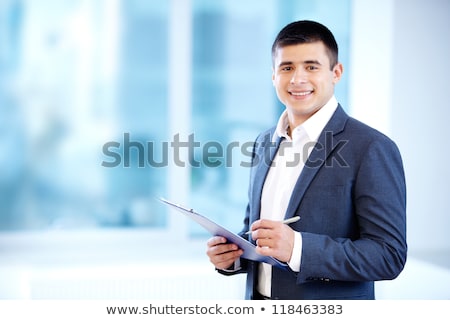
top-left (332, 63), bottom-right (344, 84)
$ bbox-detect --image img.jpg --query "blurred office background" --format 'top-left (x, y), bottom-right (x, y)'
top-left (0, 0), bottom-right (449, 299)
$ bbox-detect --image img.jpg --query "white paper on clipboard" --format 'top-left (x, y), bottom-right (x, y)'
top-left (159, 197), bottom-right (289, 270)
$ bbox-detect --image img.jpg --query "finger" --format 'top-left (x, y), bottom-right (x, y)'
top-left (255, 244), bottom-right (273, 257)
top-left (206, 236), bottom-right (227, 247)
top-left (256, 238), bottom-right (270, 248)
top-left (250, 219), bottom-right (279, 236)
top-left (210, 248), bottom-right (242, 263)
top-left (208, 243), bottom-right (239, 255)
top-left (252, 219), bottom-right (277, 230)
top-left (251, 228), bottom-right (272, 241)
top-left (206, 242), bottom-right (241, 262)
top-left (209, 248), bottom-right (243, 269)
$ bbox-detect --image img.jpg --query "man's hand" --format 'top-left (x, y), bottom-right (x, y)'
top-left (249, 219), bottom-right (295, 262)
top-left (206, 236), bottom-right (243, 270)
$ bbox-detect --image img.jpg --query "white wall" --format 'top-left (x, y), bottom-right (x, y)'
top-left (391, 0), bottom-right (450, 254)
top-left (350, 0), bottom-right (450, 257)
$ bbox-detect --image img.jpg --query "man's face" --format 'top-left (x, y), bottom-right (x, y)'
top-left (272, 41), bottom-right (343, 128)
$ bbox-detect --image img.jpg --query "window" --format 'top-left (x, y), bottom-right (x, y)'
top-left (0, 0), bottom-right (350, 237)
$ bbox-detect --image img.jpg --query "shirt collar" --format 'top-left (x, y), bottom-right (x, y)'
top-left (273, 96), bottom-right (338, 143)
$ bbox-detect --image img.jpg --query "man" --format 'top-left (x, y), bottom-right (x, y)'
top-left (206, 20), bottom-right (407, 300)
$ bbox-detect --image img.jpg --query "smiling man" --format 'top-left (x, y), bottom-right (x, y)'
top-left (272, 40), bottom-right (342, 129)
top-left (206, 20), bottom-right (407, 300)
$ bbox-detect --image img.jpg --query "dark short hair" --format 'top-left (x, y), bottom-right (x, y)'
top-left (271, 20), bottom-right (339, 69)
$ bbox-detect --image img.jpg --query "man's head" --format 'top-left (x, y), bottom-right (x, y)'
top-left (271, 20), bottom-right (343, 127)
top-left (272, 20), bottom-right (339, 70)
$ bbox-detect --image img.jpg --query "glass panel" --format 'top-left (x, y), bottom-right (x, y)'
top-left (0, 0), bottom-right (169, 230)
top-left (106, 1), bottom-right (169, 228)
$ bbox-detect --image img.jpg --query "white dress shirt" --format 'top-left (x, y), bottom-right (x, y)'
top-left (257, 96), bottom-right (338, 297)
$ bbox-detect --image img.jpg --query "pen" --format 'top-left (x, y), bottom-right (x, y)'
top-left (245, 216), bottom-right (300, 234)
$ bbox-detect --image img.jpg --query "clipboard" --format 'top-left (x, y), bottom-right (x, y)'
top-left (159, 197), bottom-right (289, 270)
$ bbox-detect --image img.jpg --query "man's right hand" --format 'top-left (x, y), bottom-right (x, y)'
top-left (206, 236), bottom-right (243, 270)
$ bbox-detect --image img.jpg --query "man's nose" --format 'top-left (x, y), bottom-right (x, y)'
top-left (290, 69), bottom-right (307, 84)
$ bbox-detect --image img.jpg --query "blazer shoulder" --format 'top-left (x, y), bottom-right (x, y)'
top-left (344, 115), bottom-right (399, 147)
top-left (332, 106), bottom-right (403, 161)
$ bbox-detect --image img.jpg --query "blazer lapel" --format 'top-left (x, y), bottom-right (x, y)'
top-left (251, 130), bottom-right (282, 222)
top-left (284, 105), bottom-right (349, 218)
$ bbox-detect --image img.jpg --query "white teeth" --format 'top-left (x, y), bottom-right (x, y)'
top-left (291, 91), bottom-right (312, 96)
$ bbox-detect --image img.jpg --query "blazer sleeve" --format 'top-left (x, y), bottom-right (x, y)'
top-left (297, 136), bottom-right (407, 284)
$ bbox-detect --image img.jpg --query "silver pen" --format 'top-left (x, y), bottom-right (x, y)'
top-left (245, 216), bottom-right (300, 235)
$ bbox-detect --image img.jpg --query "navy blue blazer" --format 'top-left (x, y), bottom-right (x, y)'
top-left (220, 105), bottom-right (407, 300)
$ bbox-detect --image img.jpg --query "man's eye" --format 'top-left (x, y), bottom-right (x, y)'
top-left (281, 66), bottom-right (293, 71)
top-left (306, 65), bottom-right (318, 71)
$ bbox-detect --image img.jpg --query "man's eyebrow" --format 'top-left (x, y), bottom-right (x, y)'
top-left (277, 61), bottom-right (293, 68)
top-left (277, 60), bottom-right (322, 68)
top-left (304, 59), bottom-right (322, 65)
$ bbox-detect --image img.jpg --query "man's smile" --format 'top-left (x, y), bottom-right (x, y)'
top-left (289, 90), bottom-right (314, 97)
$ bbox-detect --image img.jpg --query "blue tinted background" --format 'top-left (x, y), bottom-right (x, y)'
top-left (0, 0), bottom-right (350, 233)
top-left (1, 0), bottom-right (449, 300)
